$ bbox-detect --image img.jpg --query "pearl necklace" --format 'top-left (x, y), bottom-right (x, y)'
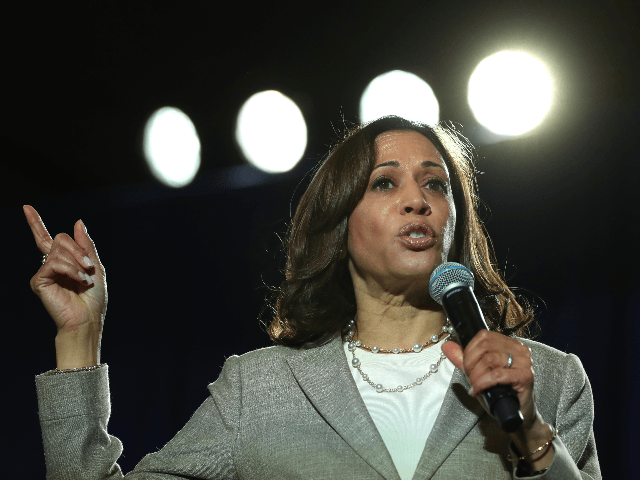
top-left (344, 319), bottom-right (453, 393)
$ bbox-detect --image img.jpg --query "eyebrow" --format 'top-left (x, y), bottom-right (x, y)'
top-left (372, 160), bottom-right (446, 172)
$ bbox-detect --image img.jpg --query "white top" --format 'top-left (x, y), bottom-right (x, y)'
top-left (343, 337), bottom-right (455, 480)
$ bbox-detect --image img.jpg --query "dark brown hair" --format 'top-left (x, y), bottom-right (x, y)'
top-left (267, 116), bottom-right (534, 348)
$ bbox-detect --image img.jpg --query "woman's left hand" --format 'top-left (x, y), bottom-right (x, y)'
top-left (442, 330), bottom-right (555, 470)
top-left (442, 330), bottom-right (537, 427)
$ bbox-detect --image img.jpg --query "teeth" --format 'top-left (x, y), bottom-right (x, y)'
top-left (409, 232), bottom-right (426, 238)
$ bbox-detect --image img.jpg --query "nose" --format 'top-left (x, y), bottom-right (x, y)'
top-left (400, 183), bottom-right (431, 215)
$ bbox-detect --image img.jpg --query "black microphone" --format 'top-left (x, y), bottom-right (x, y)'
top-left (429, 262), bottom-right (524, 433)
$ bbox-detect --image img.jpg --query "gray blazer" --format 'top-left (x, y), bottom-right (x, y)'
top-left (36, 336), bottom-right (600, 479)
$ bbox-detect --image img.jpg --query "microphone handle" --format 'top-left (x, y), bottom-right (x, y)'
top-left (441, 284), bottom-right (524, 433)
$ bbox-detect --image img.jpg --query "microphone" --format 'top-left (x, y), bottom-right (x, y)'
top-left (429, 262), bottom-right (524, 433)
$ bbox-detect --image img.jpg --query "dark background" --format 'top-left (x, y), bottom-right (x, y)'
top-left (2, 0), bottom-right (638, 477)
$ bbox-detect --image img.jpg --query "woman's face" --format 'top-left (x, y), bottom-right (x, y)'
top-left (347, 130), bottom-right (457, 294)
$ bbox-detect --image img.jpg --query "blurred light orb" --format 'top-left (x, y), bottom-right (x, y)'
top-left (360, 70), bottom-right (439, 125)
top-left (143, 107), bottom-right (201, 188)
top-left (235, 90), bottom-right (307, 173)
top-left (468, 51), bottom-right (553, 135)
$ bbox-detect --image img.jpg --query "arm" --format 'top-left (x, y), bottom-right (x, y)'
top-left (130, 356), bottom-right (241, 479)
top-left (26, 206), bottom-right (238, 479)
top-left (516, 353), bottom-right (600, 480)
top-left (443, 334), bottom-right (601, 479)
top-left (36, 366), bottom-right (124, 479)
top-left (36, 358), bottom-right (241, 480)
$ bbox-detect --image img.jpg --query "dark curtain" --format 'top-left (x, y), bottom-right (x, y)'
top-left (3, 103), bottom-right (638, 478)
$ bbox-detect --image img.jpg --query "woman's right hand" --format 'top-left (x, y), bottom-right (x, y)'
top-left (24, 205), bottom-right (107, 368)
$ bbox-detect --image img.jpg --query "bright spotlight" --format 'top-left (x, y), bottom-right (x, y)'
top-left (360, 70), bottom-right (439, 125)
top-left (468, 51), bottom-right (553, 135)
top-left (235, 90), bottom-right (307, 173)
top-left (143, 107), bottom-right (201, 188)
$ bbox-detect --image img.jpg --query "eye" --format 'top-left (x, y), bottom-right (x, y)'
top-left (371, 176), bottom-right (394, 191)
top-left (424, 177), bottom-right (449, 194)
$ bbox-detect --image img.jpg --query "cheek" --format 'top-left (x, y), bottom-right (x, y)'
top-left (348, 205), bottom-right (387, 254)
top-left (441, 196), bottom-right (457, 259)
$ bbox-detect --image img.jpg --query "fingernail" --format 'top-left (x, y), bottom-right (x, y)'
top-left (83, 256), bottom-right (94, 267)
top-left (80, 219), bottom-right (88, 234)
top-left (78, 271), bottom-right (87, 282)
top-left (87, 275), bottom-right (95, 285)
top-left (468, 386), bottom-right (474, 396)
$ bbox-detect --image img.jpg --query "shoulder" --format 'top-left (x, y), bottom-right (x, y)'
top-left (225, 343), bottom-right (301, 369)
top-left (517, 337), bottom-right (587, 385)
top-left (517, 337), bottom-right (592, 419)
top-left (205, 344), bottom-right (301, 400)
top-left (210, 342), bottom-right (316, 387)
top-left (225, 335), bottom-right (341, 369)
top-left (519, 337), bottom-right (568, 360)
top-left (209, 336), bottom-right (343, 393)
top-left (516, 337), bottom-right (582, 368)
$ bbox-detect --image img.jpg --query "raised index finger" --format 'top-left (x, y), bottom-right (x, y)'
top-left (23, 205), bottom-right (54, 254)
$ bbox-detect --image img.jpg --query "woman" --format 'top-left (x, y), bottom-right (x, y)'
top-left (27, 116), bottom-right (600, 479)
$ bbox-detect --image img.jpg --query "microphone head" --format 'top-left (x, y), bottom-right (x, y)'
top-left (429, 262), bottom-right (475, 305)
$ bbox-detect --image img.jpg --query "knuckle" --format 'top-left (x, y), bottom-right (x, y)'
top-left (477, 329), bottom-right (491, 341)
top-left (491, 368), bottom-right (504, 381)
top-left (48, 248), bottom-right (65, 262)
top-left (54, 232), bottom-right (78, 252)
top-left (525, 367), bottom-right (535, 382)
top-left (481, 353), bottom-right (494, 370)
top-left (473, 334), bottom-right (490, 352)
top-left (53, 232), bottom-right (69, 243)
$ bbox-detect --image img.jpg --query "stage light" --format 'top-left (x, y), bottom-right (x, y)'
top-left (360, 70), bottom-right (439, 125)
top-left (235, 90), bottom-right (307, 173)
top-left (143, 107), bottom-right (201, 188)
top-left (468, 51), bottom-right (553, 136)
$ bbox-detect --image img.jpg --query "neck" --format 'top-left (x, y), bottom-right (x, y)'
top-left (353, 290), bottom-right (448, 350)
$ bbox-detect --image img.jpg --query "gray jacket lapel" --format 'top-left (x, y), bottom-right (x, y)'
top-left (286, 335), bottom-right (401, 480)
top-left (412, 369), bottom-right (486, 479)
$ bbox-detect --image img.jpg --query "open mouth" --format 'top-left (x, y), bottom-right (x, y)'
top-left (398, 222), bottom-right (436, 251)
top-left (399, 222), bottom-right (434, 238)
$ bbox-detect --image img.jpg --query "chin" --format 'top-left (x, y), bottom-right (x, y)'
top-left (389, 265), bottom-right (435, 285)
top-left (395, 254), bottom-right (440, 275)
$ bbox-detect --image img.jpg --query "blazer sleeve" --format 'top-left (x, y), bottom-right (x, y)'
top-left (36, 357), bottom-right (241, 480)
top-left (514, 351), bottom-right (601, 480)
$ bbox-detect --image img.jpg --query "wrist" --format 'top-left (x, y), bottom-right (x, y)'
top-left (509, 419), bottom-right (556, 471)
top-left (509, 415), bottom-right (549, 452)
top-left (55, 327), bottom-right (102, 370)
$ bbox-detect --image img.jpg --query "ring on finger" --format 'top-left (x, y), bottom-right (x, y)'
top-left (505, 353), bottom-right (513, 369)
top-left (41, 254), bottom-right (49, 265)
